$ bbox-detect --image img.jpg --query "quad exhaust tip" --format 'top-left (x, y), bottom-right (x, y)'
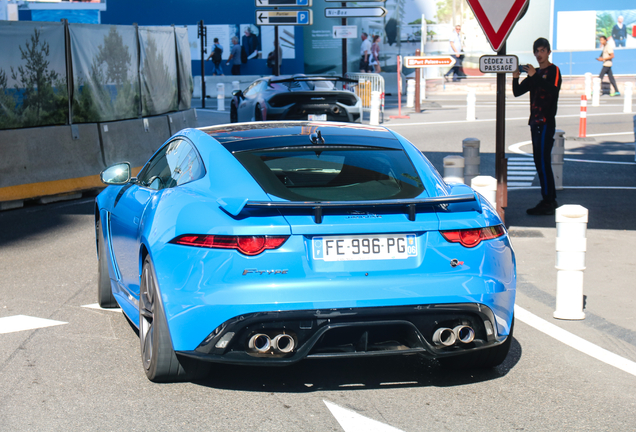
top-left (432, 325), bottom-right (475, 347)
top-left (248, 332), bottom-right (295, 354)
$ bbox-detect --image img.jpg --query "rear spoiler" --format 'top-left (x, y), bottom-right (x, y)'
top-left (218, 193), bottom-right (478, 224)
top-left (270, 76), bottom-right (359, 85)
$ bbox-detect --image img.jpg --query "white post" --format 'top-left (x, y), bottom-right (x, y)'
top-left (470, 176), bottom-right (496, 207)
top-left (443, 156), bottom-right (464, 184)
top-left (462, 138), bottom-right (480, 185)
top-left (623, 82), bottom-right (633, 114)
top-left (406, 79), bottom-right (415, 108)
top-left (584, 72), bottom-right (592, 100)
top-left (216, 83), bottom-right (225, 111)
top-left (592, 77), bottom-right (601, 107)
top-left (552, 129), bottom-right (565, 190)
top-left (232, 81), bottom-right (240, 91)
top-left (466, 88), bottom-right (476, 121)
top-left (554, 205), bottom-right (588, 320)
top-left (370, 91), bottom-right (380, 126)
top-left (421, 13), bottom-right (426, 102)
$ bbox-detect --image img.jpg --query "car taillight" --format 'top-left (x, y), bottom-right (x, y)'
top-left (170, 235), bottom-right (289, 256)
top-left (440, 225), bottom-right (505, 248)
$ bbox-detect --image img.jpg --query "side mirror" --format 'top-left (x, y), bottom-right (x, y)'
top-left (100, 162), bottom-right (131, 185)
top-left (232, 89), bottom-right (244, 99)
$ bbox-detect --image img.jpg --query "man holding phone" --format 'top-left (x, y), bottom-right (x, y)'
top-left (512, 38), bottom-right (562, 216)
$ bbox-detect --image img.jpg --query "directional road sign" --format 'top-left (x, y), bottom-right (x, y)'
top-left (324, 0), bottom-right (384, 2)
top-left (466, 0), bottom-right (529, 52)
top-left (333, 25), bottom-right (357, 39)
top-left (254, 0), bottom-right (311, 6)
top-left (403, 56), bottom-right (456, 68)
top-left (325, 7), bottom-right (387, 18)
top-left (479, 55), bottom-right (518, 73)
top-left (256, 10), bottom-right (313, 25)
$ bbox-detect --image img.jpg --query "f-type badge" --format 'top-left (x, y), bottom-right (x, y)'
top-left (242, 269), bottom-right (289, 276)
top-left (450, 259), bottom-right (464, 268)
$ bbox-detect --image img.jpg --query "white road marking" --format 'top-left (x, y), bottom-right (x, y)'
top-left (514, 305), bottom-right (636, 377)
top-left (324, 400), bottom-right (404, 432)
top-left (81, 303), bottom-right (122, 313)
top-left (0, 315), bottom-right (67, 334)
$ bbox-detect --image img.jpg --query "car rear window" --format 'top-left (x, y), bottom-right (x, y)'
top-left (233, 145), bottom-right (425, 201)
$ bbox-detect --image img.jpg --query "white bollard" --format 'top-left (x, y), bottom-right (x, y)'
top-left (370, 90), bottom-right (381, 126)
top-left (584, 72), bottom-right (592, 100)
top-left (552, 130), bottom-right (565, 190)
top-left (443, 155), bottom-right (464, 184)
top-left (466, 88), bottom-right (476, 121)
top-left (553, 205), bottom-right (588, 320)
top-left (232, 81), bottom-right (240, 92)
top-left (623, 82), bottom-right (633, 114)
top-left (216, 83), bottom-right (225, 111)
top-left (406, 79), bottom-right (415, 108)
top-left (592, 77), bottom-right (601, 107)
top-left (462, 138), bottom-right (480, 185)
top-left (470, 176), bottom-right (496, 207)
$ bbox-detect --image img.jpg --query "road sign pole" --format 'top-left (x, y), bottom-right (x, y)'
top-left (274, 25), bottom-right (281, 76)
top-left (198, 20), bottom-right (207, 108)
top-left (495, 42), bottom-right (507, 221)
top-left (414, 49), bottom-right (421, 113)
top-left (342, 2), bottom-right (346, 75)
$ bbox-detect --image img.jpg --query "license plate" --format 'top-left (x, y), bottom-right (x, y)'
top-left (312, 234), bottom-right (418, 261)
top-left (308, 114), bottom-right (327, 121)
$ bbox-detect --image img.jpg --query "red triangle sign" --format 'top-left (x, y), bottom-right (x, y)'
top-left (466, 0), bottom-right (529, 52)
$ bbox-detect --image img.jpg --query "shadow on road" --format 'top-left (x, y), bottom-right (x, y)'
top-left (191, 339), bottom-right (522, 392)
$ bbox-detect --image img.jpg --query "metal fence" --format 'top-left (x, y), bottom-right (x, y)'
top-left (344, 72), bottom-right (385, 122)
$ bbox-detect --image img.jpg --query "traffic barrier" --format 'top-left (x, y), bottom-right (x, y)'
top-left (406, 79), bottom-right (415, 108)
top-left (552, 129), bottom-right (565, 191)
top-left (584, 72), bottom-right (592, 100)
top-left (370, 91), bottom-right (381, 126)
top-left (100, 116), bottom-right (171, 167)
top-left (466, 88), bottom-right (476, 122)
top-left (470, 176), bottom-right (496, 207)
top-left (0, 124), bottom-right (104, 203)
top-left (167, 109), bottom-right (197, 135)
top-left (462, 138), bottom-right (480, 185)
top-left (592, 77), bottom-right (600, 107)
top-left (345, 72), bottom-right (385, 121)
top-left (217, 83), bottom-right (225, 111)
top-left (578, 95), bottom-right (587, 138)
top-left (553, 205), bottom-right (588, 320)
top-left (624, 82), bottom-right (633, 114)
top-left (443, 156), bottom-right (464, 184)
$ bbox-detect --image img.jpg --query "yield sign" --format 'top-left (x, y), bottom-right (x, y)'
top-left (466, 0), bottom-right (529, 52)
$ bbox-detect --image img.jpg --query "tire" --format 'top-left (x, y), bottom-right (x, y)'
top-left (139, 256), bottom-right (210, 382)
top-left (97, 219), bottom-right (118, 308)
top-left (438, 317), bottom-right (514, 369)
top-left (230, 102), bottom-right (238, 123)
top-left (255, 104), bottom-right (263, 121)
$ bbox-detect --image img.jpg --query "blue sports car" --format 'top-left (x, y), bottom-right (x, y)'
top-left (96, 121), bottom-right (516, 382)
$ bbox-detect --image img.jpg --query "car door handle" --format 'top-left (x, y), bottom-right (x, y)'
top-left (133, 217), bottom-right (140, 226)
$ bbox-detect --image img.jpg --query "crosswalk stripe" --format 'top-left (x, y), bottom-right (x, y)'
top-left (509, 176), bottom-right (536, 181)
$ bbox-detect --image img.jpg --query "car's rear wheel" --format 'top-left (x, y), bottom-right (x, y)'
top-left (230, 101), bottom-right (238, 123)
top-left (97, 219), bottom-right (118, 308)
top-left (139, 256), bottom-right (210, 382)
top-left (438, 317), bottom-right (514, 369)
top-left (255, 104), bottom-right (263, 121)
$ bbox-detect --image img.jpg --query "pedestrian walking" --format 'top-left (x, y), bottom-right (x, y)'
top-left (370, 35), bottom-right (381, 73)
top-left (359, 32), bottom-right (371, 73)
top-left (444, 25), bottom-right (466, 82)
top-left (512, 37), bottom-right (562, 215)
top-left (206, 37), bottom-right (224, 76)
top-left (227, 36), bottom-right (241, 76)
top-left (597, 35), bottom-right (620, 97)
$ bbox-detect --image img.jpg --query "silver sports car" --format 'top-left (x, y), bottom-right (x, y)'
top-left (230, 75), bottom-right (363, 123)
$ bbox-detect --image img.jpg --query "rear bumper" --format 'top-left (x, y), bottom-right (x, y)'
top-left (177, 303), bottom-right (510, 366)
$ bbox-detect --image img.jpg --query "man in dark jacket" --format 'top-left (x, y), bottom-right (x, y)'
top-left (512, 37), bottom-right (562, 216)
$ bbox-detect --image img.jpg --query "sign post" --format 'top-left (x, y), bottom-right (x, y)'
top-left (466, 0), bottom-right (529, 222)
top-left (197, 20), bottom-right (207, 108)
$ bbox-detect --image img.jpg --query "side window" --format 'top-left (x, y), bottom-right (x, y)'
top-left (243, 80), bottom-right (261, 97)
top-left (137, 139), bottom-right (205, 190)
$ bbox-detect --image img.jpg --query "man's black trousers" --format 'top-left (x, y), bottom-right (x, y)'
top-left (530, 123), bottom-right (557, 202)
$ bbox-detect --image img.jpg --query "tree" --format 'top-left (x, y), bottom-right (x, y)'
top-left (0, 69), bottom-right (18, 129)
top-left (96, 26), bottom-right (132, 86)
top-left (141, 34), bottom-right (177, 116)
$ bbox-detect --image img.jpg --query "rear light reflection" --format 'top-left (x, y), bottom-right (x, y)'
top-left (440, 225), bottom-right (505, 248)
top-left (170, 235), bottom-right (289, 256)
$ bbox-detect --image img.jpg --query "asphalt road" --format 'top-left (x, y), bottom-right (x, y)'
top-left (1, 92), bottom-right (635, 431)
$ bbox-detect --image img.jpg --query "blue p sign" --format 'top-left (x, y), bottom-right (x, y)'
top-left (298, 11), bottom-right (308, 24)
